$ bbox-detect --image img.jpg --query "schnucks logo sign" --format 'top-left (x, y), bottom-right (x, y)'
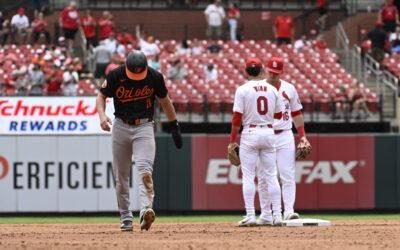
top-left (192, 135), bottom-right (375, 210)
top-left (0, 97), bottom-right (114, 134)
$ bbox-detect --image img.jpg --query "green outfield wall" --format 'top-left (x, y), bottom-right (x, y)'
top-left (0, 134), bottom-right (400, 212)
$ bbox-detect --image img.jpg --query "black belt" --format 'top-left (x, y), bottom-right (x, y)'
top-left (119, 117), bottom-right (153, 126)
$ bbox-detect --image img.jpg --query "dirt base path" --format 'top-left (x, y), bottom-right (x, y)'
top-left (1, 221), bottom-right (400, 249)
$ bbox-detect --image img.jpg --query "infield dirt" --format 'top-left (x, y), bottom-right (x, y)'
top-left (0, 221), bottom-right (399, 249)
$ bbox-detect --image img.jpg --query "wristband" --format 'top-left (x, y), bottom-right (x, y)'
top-left (297, 125), bottom-right (306, 137)
top-left (230, 129), bottom-right (238, 143)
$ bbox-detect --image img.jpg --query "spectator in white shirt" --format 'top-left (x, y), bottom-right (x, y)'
top-left (63, 66), bottom-right (79, 96)
top-left (11, 7), bottom-right (30, 44)
top-left (93, 41), bottom-right (113, 79)
top-left (103, 32), bottom-right (118, 53)
top-left (191, 39), bottom-right (204, 55)
top-left (177, 39), bottom-right (191, 55)
top-left (28, 63), bottom-right (45, 96)
top-left (294, 35), bottom-right (307, 50)
top-left (204, 63), bottom-right (218, 83)
top-left (204, 0), bottom-right (225, 40)
top-left (136, 25), bottom-right (160, 57)
top-left (167, 58), bottom-right (187, 82)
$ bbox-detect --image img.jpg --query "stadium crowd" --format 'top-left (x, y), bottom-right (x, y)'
top-left (0, 0), bottom-right (392, 120)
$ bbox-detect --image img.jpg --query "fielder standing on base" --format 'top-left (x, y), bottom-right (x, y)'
top-left (228, 58), bottom-right (285, 227)
top-left (265, 57), bottom-right (312, 220)
top-left (96, 50), bottom-right (182, 232)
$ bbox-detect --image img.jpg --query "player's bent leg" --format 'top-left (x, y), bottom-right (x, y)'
top-left (112, 120), bottom-right (134, 226)
top-left (276, 131), bottom-right (298, 220)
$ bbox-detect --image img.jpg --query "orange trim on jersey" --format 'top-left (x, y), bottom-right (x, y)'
top-left (274, 112), bottom-right (282, 119)
top-left (126, 67), bottom-right (148, 81)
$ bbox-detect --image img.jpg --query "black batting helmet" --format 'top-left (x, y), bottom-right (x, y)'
top-left (125, 50), bottom-right (148, 80)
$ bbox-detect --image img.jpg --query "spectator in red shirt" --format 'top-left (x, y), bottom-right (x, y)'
top-left (99, 11), bottom-right (114, 41)
top-left (313, 35), bottom-right (327, 49)
top-left (32, 12), bottom-right (50, 44)
top-left (59, 1), bottom-right (80, 51)
top-left (227, 2), bottom-right (240, 41)
top-left (81, 9), bottom-right (97, 49)
top-left (274, 13), bottom-right (294, 45)
top-left (116, 27), bottom-right (134, 45)
top-left (315, 0), bottom-right (328, 31)
top-left (46, 65), bottom-right (63, 96)
top-left (378, 0), bottom-right (399, 33)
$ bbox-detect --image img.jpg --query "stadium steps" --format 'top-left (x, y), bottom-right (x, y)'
top-left (364, 77), bottom-right (396, 119)
top-left (334, 47), bottom-right (396, 119)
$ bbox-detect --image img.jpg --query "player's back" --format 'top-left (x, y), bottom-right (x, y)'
top-left (233, 79), bottom-right (282, 129)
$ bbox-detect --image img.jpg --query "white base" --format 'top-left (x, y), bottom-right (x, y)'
top-left (283, 218), bottom-right (331, 227)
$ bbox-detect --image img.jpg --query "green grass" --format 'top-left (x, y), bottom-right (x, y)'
top-left (0, 214), bottom-right (399, 224)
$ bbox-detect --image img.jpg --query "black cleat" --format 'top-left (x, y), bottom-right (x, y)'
top-left (120, 220), bottom-right (133, 232)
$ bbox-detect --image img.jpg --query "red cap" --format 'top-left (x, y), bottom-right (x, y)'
top-left (18, 7), bottom-right (25, 15)
top-left (267, 57), bottom-right (284, 74)
top-left (245, 57), bottom-right (262, 68)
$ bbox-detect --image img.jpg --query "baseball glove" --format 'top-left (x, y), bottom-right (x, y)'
top-left (227, 143), bottom-right (241, 166)
top-left (296, 137), bottom-right (312, 160)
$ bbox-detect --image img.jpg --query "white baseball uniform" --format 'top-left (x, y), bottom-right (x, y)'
top-left (273, 80), bottom-right (303, 218)
top-left (233, 79), bottom-right (284, 219)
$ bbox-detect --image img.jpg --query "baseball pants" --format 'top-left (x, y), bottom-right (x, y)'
top-left (239, 127), bottom-right (281, 219)
top-left (112, 118), bottom-right (155, 222)
top-left (276, 130), bottom-right (296, 217)
top-left (262, 130), bottom-right (296, 217)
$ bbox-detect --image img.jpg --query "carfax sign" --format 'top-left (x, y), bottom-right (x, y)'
top-left (0, 97), bottom-right (114, 134)
top-left (191, 135), bottom-right (375, 210)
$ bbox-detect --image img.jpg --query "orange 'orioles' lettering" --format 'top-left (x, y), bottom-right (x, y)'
top-left (116, 86), bottom-right (154, 103)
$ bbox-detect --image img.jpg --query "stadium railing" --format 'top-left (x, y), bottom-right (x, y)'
top-left (362, 51), bottom-right (398, 121)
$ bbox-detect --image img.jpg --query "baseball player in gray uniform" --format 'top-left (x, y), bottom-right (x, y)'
top-left (96, 50), bottom-right (182, 232)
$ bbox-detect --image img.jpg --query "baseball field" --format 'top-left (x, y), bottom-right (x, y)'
top-left (1, 214), bottom-right (400, 249)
